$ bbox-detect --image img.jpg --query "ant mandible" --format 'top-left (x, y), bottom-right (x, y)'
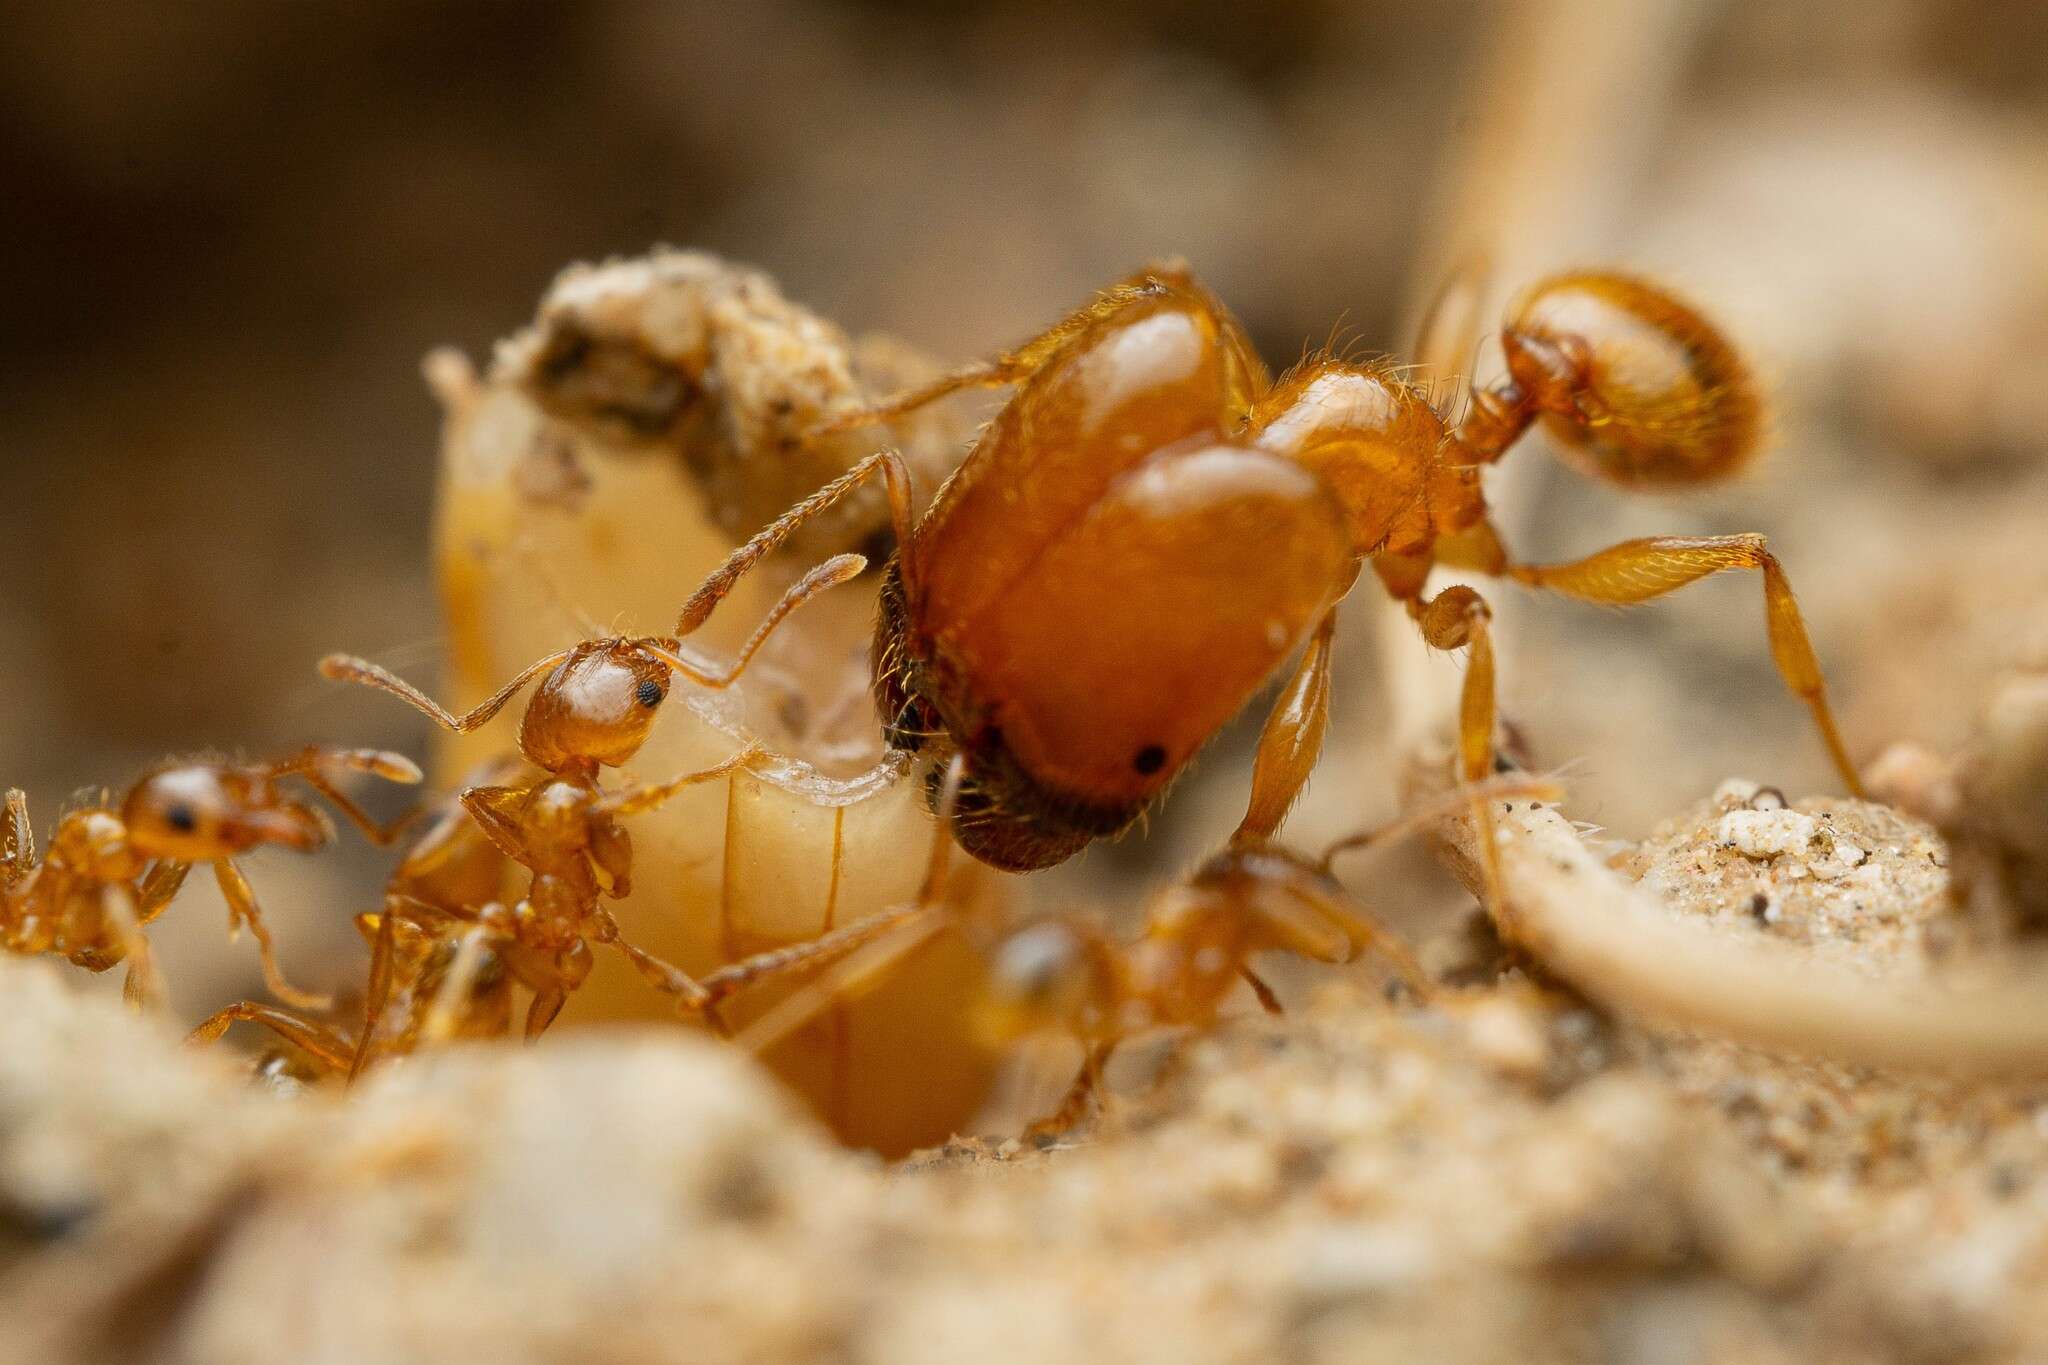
top-left (699, 262), bottom-right (1860, 876)
top-left (319, 544), bottom-right (869, 1038)
top-left (2, 747), bottom-right (420, 1008)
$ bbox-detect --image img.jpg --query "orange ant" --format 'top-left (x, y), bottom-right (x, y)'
top-left (318, 544), bottom-right (871, 1037)
top-left (1, 748), bottom-right (421, 1008)
top-left (695, 262), bottom-right (1860, 886)
top-left (741, 772), bottom-right (1561, 1139)
top-left (189, 760), bottom-right (522, 1076)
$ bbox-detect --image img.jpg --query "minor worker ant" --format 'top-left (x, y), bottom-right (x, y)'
top-left (1, 747), bottom-right (421, 1008)
top-left (318, 540), bottom-right (874, 1037)
top-left (189, 760), bottom-right (523, 1076)
top-left (694, 262), bottom-right (1861, 884)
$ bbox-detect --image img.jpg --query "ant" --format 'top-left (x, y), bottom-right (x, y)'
top-left (189, 760), bottom-right (523, 1077)
top-left (2, 747), bottom-right (421, 1009)
top-left (693, 262), bottom-right (1861, 886)
top-left (741, 772), bottom-right (1560, 1139)
top-left (318, 539), bottom-right (874, 1038)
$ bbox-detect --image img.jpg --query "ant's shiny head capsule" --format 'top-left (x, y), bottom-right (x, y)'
top-left (516, 641), bottom-right (672, 771)
top-left (122, 764), bottom-right (331, 861)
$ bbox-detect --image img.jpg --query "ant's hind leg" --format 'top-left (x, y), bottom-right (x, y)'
top-left (1504, 534), bottom-right (1863, 794)
top-left (1023, 1041), bottom-right (1117, 1145)
top-left (189, 1003), bottom-right (355, 1074)
top-left (1231, 608), bottom-right (1338, 849)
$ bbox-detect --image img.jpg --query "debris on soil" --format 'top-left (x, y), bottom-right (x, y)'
top-left (11, 778), bottom-right (2048, 1364)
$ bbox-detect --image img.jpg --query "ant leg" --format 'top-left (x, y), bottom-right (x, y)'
top-left (590, 910), bottom-right (715, 1017)
top-left (595, 745), bottom-right (761, 819)
top-left (1502, 534), bottom-right (1862, 794)
top-left (349, 905), bottom-right (402, 1080)
top-left (1433, 515), bottom-right (1511, 577)
top-left (670, 449), bottom-right (916, 638)
top-left (2, 789), bottom-right (33, 877)
top-left (101, 884), bottom-right (163, 1010)
top-left (807, 268), bottom-right (1193, 439)
top-left (1241, 967), bottom-right (1284, 1016)
top-left (1231, 608), bottom-right (1338, 848)
top-left (318, 649), bottom-right (574, 735)
top-left (459, 785), bottom-right (531, 864)
top-left (524, 985), bottom-right (567, 1041)
top-left (188, 1003), bottom-right (354, 1073)
top-left (1412, 585), bottom-right (1513, 936)
top-left (133, 861), bottom-right (192, 927)
top-left (265, 748), bottom-right (424, 848)
top-left (421, 922), bottom-right (497, 1044)
top-left (1411, 253), bottom-right (1491, 420)
top-left (213, 859), bottom-right (330, 1012)
top-left (1024, 1040), bottom-right (1117, 1144)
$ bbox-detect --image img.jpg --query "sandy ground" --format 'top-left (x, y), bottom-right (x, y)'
top-left (6, 779), bottom-right (2048, 1365)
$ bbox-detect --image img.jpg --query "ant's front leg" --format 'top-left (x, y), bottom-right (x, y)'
top-left (101, 883), bottom-right (164, 1011)
top-left (588, 908), bottom-right (715, 1020)
top-left (1230, 608), bottom-right (1337, 849)
top-left (213, 859), bottom-right (329, 1011)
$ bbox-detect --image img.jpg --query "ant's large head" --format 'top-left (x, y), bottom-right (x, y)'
top-left (122, 764), bottom-right (330, 861)
top-left (518, 640), bottom-right (672, 771)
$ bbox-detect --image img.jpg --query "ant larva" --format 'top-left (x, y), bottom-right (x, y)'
top-left (2, 748), bottom-right (420, 1008)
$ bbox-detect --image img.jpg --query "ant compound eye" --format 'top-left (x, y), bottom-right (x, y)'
top-left (164, 804), bottom-right (198, 834)
top-left (1132, 745), bottom-right (1167, 776)
top-left (635, 679), bottom-right (666, 709)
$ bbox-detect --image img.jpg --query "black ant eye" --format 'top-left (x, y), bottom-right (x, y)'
top-left (164, 804), bottom-right (197, 834)
top-left (1132, 745), bottom-right (1167, 776)
top-left (635, 679), bottom-right (666, 709)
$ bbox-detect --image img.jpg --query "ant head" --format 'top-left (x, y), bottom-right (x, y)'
top-left (978, 919), bottom-right (1105, 1045)
top-left (518, 640), bottom-right (672, 771)
top-left (122, 764), bottom-right (331, 861)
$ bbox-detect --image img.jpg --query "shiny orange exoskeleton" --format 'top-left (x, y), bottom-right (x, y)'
top-left (710, 263), bottom-right (1862, 874)
top-left (1, 748), bottom-right (420, 1007)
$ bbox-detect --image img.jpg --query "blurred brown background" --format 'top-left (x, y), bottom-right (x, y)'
top-left (5, 0), bottom-right (2046, 1009)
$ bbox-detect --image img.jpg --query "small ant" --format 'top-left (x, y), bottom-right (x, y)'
top-left (2, 747), bottom-right (421, 1008)
top-left (189, 760), bottom-right (522, 1076)
top-left (318, 542), bottom-right (872, 1037)
top-left (702, 262), bottom-right (1860, 885)
top-left (739, 773), bottom-right (1562, 1138)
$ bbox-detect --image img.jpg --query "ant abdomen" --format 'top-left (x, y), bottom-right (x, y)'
top-left (1504, 271), bottom-right (1763, 488)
